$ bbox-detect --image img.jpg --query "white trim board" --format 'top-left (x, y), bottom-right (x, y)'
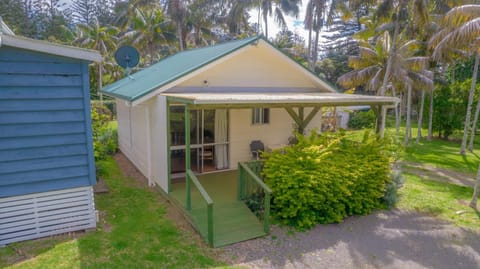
top-left (0, 35), bottom-right (101, 62)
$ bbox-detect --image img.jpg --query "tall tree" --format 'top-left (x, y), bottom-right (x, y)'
top-left (430, 4), bottom-right (480, 155)
top-left (260, 0), bottom-right (300, 39)
top-left (71, 0), bottom-right (97, 25)
top-left (123, 7), bottom-right (175, 65)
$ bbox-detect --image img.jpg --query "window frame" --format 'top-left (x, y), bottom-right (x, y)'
top-left (252, 107), bottom-right (270, 125)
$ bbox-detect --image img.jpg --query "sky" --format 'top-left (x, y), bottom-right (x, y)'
top-left (248, 3), bottom-right (309, 40)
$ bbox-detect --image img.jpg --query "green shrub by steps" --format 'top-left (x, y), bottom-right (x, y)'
top-left (262, 131), bottom-right (396, 230)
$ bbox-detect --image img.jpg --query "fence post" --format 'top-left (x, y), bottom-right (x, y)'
top-left (207, 203), bottom-right (214, 247)
top-left (237, 164), bottom-right (242, 200)
top-left (186, 172), bottom-right (191, 210)
top-left (264, 191), bottom-right (270, 233)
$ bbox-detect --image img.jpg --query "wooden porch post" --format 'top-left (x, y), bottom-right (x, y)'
top-left (185, 105), bottom-right (191, 210)
top-left (380, 105), bottom-right (386, 138)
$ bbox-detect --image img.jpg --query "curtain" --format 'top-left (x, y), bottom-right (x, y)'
top-left (215, 109), bottom-right (228, 169)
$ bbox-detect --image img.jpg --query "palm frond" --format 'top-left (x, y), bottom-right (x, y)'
top-left (444, 4), bottom-right (480, 27)
top-left (337, 66), bottom-right (380, 90)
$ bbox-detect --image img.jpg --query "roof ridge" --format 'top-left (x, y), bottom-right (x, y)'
top-left (147, 36), bottom-right (259, 67)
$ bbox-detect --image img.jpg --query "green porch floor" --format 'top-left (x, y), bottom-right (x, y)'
top-left (170, 170), bottom-right (266, 247)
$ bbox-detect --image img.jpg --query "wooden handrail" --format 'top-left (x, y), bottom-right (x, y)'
top-left (239, 163), bottom-right (272, 194)
top-left (186, 169), bottom-right (214, 247)
top-left (187, 170), bottom-right (213, 205)
top-left (238, 162), bottom-right (271, 233)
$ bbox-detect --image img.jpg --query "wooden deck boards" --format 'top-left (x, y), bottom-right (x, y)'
top-left (170, 170), bottom-right (266, 247)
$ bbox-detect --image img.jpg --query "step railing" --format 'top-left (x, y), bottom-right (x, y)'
top-left (238, 161), bottom-right (272, 233)
top-left (186, 169), bottom-right (214, 247)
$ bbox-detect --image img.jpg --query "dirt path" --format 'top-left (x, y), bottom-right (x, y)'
top-left (221, 210), bottom-right (480, 269)
top-left (401, 161), bottom-right (476, 187)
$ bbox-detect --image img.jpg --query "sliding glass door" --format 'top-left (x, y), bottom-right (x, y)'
top-left (169, 106), bottom-right (229, 176)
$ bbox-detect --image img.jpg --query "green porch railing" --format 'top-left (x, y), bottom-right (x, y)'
top-left (238, 161), bottom-right (272, 233)
top-left (186, 169), bottom-right (214, 247)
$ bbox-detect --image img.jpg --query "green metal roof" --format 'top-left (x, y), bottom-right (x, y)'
top-left (102, 36), bottom-right (260, 101)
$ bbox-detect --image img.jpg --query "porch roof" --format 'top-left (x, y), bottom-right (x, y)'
top-left (163, 92), bottom-right (399, 108)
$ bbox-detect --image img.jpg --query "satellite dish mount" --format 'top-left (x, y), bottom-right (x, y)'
top-left (114, 46), bottom-right (140, 78)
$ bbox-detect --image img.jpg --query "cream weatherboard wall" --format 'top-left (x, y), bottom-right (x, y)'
top-left (116, 98), bottom-right (169, 192)
top-left (178, 42), bottom-right (321, 89)
top-left (228, 107), bottom-right (325, 167)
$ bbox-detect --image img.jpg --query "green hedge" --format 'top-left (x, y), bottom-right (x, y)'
top-left (348, 110), bottom-right (375, 129)
top-left (91, 103), bottom-right (118, 162)
top-left (262, 131), bottom-right (395, 230)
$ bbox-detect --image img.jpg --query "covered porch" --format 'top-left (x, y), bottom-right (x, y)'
top-left (164, 91), bottom-right (399, 247)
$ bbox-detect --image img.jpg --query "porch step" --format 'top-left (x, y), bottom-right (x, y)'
top-left (190, 201), bottom-right (266, 247)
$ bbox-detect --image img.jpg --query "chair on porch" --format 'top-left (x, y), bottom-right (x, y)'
top-left (250, 140), bottom-right (264, 160)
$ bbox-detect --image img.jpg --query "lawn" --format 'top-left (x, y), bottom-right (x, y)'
top-left (397, 173), bottom-right (480, 230)
top-left (404, 138), bottom-right (480, 174)
top-left (0, 156), bottom-right (221, 269)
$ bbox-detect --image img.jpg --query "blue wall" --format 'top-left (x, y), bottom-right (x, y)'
top-left (0, 46), bottom-right (96, 197)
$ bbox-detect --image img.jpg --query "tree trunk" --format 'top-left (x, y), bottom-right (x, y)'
top-left (378, 13), bottom-right (400, 135)
top-left (405, 84), bottom-right (412, 145)
top-left (427, 86), bottom-right (434, 141)
top-left (98, 62), bottom-right (103, 104)
top-left (263, 12), bottom-right (269, 39)
top-left (468, 95), bottom-right (480, 152)
top-left (469, 163), bottom-right (480, 210)
top-left (416, 89), bottom-right (425, 143)
top-left (177, 22), bottom-right (184, 51)
top-left (379, 16), bottom-right (399, 96)
top-left (307, 1), bottom-right (313, 70)
top-left (460, 52), bottom-right (480, 155)
top-left (393, 87), bottom-right (400, 136)
top-left (313, 15), bottom-right (321, 68)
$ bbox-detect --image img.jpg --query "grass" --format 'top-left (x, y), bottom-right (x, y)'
top-left (397, 173), bottom-right (480, 230)
top-left (0, 156), bottom-right (221, 269)
top-left (346, 122), bottom-right (480, 174)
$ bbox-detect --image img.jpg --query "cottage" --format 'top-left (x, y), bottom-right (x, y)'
top-left (102, 36), bottom-right (398, 246)
top-left (0, 22), bottom-right (101, 245)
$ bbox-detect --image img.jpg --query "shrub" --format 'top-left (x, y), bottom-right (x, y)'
top-left (91, 103), bottom-right (118, 162)
top-left (262, 131), bottom-right (395, 230)
top-left (383, 168), bottom-right (404, 208)
top-left (348, 110), bottom-right (375, 129)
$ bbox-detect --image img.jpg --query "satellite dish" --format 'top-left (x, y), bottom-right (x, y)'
top-left (114, 46), bottom-right (139, 69)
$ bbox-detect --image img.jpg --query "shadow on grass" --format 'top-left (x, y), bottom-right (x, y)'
top-left (0, 234), bottom-right (83, 268)
top-left (0, 154), bottom-right (220, 269)
top-left (405, 139), bottom-right (480, 174)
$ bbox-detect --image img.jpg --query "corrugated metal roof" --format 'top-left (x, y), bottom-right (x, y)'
top-left (101, 37), bottom-right (260, 101)
top-left (163, 92), bottom-right (399, 107)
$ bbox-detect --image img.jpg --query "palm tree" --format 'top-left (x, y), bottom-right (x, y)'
top-left (260, 0), bottom-right (300, 39)
top-left (430, 4), bottom-right (480, 155)
top-left (123, 7), bottom-right (175, 65)
top-left (337, 32), bottom-right (432, 143)
top-left (165, 0), bottom-right (188, 51)
top-left (74, 19), bottom-right (119, 99)
top-left (472, 164), bottom-right (480, 209)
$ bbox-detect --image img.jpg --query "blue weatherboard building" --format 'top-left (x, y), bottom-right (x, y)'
top-left (0, 21), bottom-right (101, 245)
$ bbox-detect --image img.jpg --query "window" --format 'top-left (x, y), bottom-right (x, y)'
top-left (252, 108), bottom-right (270, 125)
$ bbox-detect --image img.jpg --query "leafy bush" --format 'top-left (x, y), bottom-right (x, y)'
top-left (429, 81), bottom-right (474, 139)
top-left (383, 168), bottom-right (404, 208)
top-left (348, 110), bottom-right (375, 129)
top-left (91, 103), bottom-right (118, 162)
top-left (262, 131), bottom-right (395, 230)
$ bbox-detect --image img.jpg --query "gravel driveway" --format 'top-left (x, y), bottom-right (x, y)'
top-left (220, 210), bottom-right (480, 269)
